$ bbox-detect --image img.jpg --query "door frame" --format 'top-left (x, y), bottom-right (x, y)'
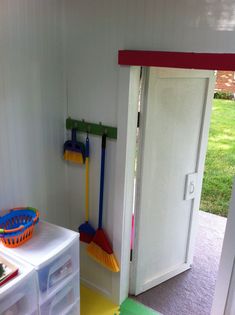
top-left (129, 67), bottom-right (215, 294)
top-left (117, 51), bottom-right (235, 311)
top-left (211, 179), bottom-right (235, 315)
top-left (129, 67), bottom-right (148, 294)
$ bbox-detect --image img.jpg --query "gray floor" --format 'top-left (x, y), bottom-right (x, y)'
top-left (133, 211), bottom-right (227, 315)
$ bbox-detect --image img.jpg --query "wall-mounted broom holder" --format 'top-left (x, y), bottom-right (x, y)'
top-left (66, 117), bottom-right (117, 139)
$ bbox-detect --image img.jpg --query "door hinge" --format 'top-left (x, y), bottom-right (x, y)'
top-left (137, 111), bottom-right (140, 128)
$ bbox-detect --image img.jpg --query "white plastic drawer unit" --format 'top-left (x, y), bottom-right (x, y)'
top-left (40, 272), bottom-right (80, 315)
top-left (1, 221), bottom-right (80, 302)
top-left (37, 239), bottom-right (79, 299)
top-left (0, 252), bottom-right (38, 315)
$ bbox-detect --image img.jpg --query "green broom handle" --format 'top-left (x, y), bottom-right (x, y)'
top-left (98, 134), bottom-right (106, 229)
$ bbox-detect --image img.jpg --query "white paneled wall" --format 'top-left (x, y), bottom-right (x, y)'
top-left (64, 0), bottom-right (235, 303)
top-left (0, 0), bottom-right (69, 227)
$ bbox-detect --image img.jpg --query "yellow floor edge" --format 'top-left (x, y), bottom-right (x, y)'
top-left (80, 284), bottom-right (120, 315)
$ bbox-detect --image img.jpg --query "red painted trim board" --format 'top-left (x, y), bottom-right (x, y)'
top-left (118, 50), bottom-right (235, 71)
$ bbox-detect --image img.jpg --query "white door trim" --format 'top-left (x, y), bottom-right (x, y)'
top-left (211, 178), bottom-right (235, 315)
top-left (114, 66), bottom-right (141, 303)
top-left (129, 67), bottom-right (149, 294)
top-left (117, 64), bottom-right (235, 315)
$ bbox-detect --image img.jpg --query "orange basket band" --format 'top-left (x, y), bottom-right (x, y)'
top-left (2, 225), bottom-right (25, 234)
top-left (33, 211), bottom-right (40, 223)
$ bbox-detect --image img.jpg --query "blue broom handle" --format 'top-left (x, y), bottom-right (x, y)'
top-left (71, 128), bottom-right (77, 145)
top-left (98, 134), bottom-right (106, 229)
top-left (85, 135), bottom-right (90, 158)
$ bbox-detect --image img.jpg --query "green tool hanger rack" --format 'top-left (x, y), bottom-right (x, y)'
top-left (66, 117), bottom-right (117, 139)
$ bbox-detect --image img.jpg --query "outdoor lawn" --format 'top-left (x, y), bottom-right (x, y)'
top-left (200, 99), bottom-right (235, 217)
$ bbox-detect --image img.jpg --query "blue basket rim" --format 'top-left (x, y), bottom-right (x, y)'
top-left (0, 208), bottom-right (39, 236)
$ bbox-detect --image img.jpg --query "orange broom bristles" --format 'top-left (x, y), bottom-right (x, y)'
top-left (87, 241), bottom-right (119, 273)
top-left (64, 151), bottom-right (84, 164)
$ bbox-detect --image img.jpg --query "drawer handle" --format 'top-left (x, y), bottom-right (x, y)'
top-left (47, 255), bottom-right (72, 290)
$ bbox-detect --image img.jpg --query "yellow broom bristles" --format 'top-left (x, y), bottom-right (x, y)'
top-left (87, 242), bottom-right (120, 273)
top-left (64, 151), bottom-right (84, 164)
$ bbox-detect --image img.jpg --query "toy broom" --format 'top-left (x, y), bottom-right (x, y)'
top-left (87, 134), bottom-right (119, 272)
top-left (78, 135), bottom-right (95, 243)
top-left (64, 128), bottom-right (85, 164)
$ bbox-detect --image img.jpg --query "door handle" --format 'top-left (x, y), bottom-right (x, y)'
top-left (184, 173), bottom-right (197, 200)
top-left (189, 182), bottom-right (195, 194)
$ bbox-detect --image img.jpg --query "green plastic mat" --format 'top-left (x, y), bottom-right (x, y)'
top-left (118, 298), bottom-right (161, 315)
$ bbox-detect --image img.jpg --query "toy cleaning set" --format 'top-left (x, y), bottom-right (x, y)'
top-left (0, 118), bottom-right (119, 315)
top-left (64, 117), bottom-right (120, 273)
top-left (87, 134), bottom-right (119, 272)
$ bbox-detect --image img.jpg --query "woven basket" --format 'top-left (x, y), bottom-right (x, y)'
top-left (0, 207), bottom-right (39, 248)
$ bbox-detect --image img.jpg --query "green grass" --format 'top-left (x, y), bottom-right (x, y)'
top-left (200, 99), bottom-right (235, 217)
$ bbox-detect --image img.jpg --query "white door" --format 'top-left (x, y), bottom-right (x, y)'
top-left (130, 67), bottom-right (215, 295)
